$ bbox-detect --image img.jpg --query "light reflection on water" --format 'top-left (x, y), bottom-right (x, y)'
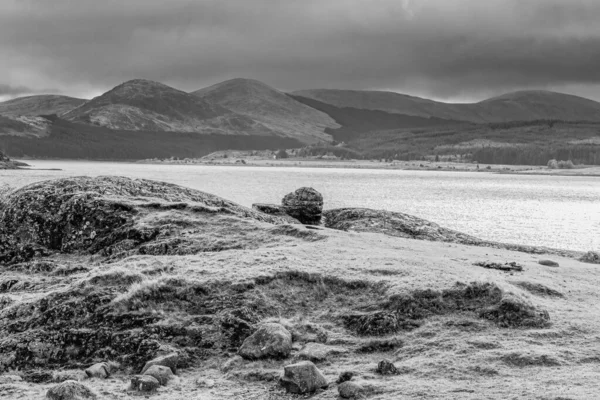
top-left (1, 160), bottom-right (598, 252)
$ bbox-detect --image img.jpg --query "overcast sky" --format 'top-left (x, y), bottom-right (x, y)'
top-left (2, 0), bottom-right (600, 102)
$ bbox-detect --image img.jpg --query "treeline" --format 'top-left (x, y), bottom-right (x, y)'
top-left (345, 121), bottom-right (600, 165)
top-left (470, 145), bottom-right (600, 166)
top-left (296, 145), bottom-right (364, 159)
top-left (0, 118), bottom-right (301, 160)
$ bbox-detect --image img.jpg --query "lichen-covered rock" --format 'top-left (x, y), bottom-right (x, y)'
top-left (338, 381), bottom-right (364, 398)
top-left (282, 187), bottom-right (323, 225)
top-left (143, 364), bottom-right (174, 385)
top-left (323, 208), bottom-right (575, 257)
top-left (84, 362), bottom-right (110, 379)
top-left (130, 375), bottom-right (160, 392)
top-left (252, 203), bottom-right (300, 224)
top-left (46, 380), bottom-right (97, 400)
top-left (279, 361), bottom-right (329, 394)
top-left (0, 176), bottom-right (290, 264)
top-left (141, 352), bottom-right (179, 374)
top-left (238, 322), bottom-right (292, 360)
top-left (297, 342), bottom-right (348, 362)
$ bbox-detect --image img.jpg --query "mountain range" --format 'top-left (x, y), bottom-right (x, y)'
top-left (1, 77), bottom-right (600, 162)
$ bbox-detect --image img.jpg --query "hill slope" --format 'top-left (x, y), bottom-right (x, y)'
top-left (192, 78), bottom-right (339, 143)
top-left (0, 117), bottom-right (301, 160)
top-left (0, 95), bottom-right (86, 117)
top-left (290, 94), bottom-right (464, 142)
top-left (62, 79), bottom-right (280, 136)
top-left (292, 89), bottom-right (600, 123)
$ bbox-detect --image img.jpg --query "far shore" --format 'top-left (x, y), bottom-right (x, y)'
top-left (11, 157), bottom-right (600, 177)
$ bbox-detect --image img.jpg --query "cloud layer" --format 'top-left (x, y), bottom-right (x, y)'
top-left (2, 0), bottom-right (600, 101)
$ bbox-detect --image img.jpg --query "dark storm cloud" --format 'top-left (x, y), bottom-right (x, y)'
top-left (0, 84), bottom-right (37, 96)
top-left (3, 0), bottom-right (600, 101)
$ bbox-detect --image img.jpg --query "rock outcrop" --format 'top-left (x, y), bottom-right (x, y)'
top-left (279, 361), bottom-right (329, 394)
top-left (0, 176), bottom-right (292, 264)
top-left (282, 187), bottom-right (323, 225)
top-left (323, 208), bottom-right (578, 257)
top-left (238, 323), bottom-right (292, 360)
top-left (251, 203), bottom-right (300, 223)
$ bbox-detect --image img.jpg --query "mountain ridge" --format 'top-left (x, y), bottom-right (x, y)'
top-left (292, 88), bottom-right (600, 123)
top-left (192, 78), bottom-right (339, 143)
top-left (61, 79), bottom-right (285, 137)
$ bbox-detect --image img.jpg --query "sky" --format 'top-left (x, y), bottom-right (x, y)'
top-left (2, 0), bottom-right (600, 102)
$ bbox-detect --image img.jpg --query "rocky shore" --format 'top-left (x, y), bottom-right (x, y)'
top-left (0, 177), bottom-right (598, 399)
top-left (0, 151), bottom-right (28, 170)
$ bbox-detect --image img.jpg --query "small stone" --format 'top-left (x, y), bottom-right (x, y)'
top-left (337, 371), bottom-right (354, 384)
top-left (130, 375), bottom-right (160, 393)
top-left (143, 365), bottom-right (174, 386)
top-left (279, 361), bottom-right (329, 394)
top-left (84, 362), bottom-right (110, 379)
top-left (539, 260), bottom-right (559, 267)
top-left (297, 342), bottom-right (348, 362)
top-left (46, 380), bottom-right (97, 400)
top-left (238, 323), bottom-right (292, 360)
top-left (338, 381), bottom-right (364, 398)
top-left (376, 359), bottom-right (398, 375)
top-left (141, 352), bottom-right (179, 374)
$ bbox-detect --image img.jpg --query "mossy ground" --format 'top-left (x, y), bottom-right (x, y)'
top-left (0, 225), bottom-right (599, 399)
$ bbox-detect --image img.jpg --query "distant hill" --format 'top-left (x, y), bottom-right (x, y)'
top-left (344, 120), bottom-right (600, 165)
top-left (290, 94), bottom-right (464, 141)
top-left (62, 79), bottom-right (281, 136)
top-left (192, 78), bottom-right (339, 143)
top-left (0, 95), bottom-right (86, 117)
top-left (291, 89), bottom-right (600, 123)
top-left (0, 117), bottom-right (301, 160)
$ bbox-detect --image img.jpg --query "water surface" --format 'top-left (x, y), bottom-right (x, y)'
top-left (1, 160), bottom-right (598, 252)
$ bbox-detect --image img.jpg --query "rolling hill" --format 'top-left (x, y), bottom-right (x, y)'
top-left (0, 95), bottom-right (86, 117)
top-left (192, 78), bottom-right (339, 143)
top-left (290, 94), bottom-right (464, 142)
top-left (292, 89), bottom-right (600, 123)
top-left (62, 79), bottom-right (281, 137)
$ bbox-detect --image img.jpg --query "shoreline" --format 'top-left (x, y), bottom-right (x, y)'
top-left (14, 157), bottom-right (600, 176)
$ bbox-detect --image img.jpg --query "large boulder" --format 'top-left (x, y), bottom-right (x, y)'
top-left (282, 187), bottom-right (323, 225)
top-left (46, 380), bottom-right (97, 400)
top-left (279, 361), bottom-right (329, 394)
top-left (141, 352), bottom-right (179, 374)
top-left (238, 322), bottom-right (292, 360)
top-left (0, 176), bottom-right (290, 264)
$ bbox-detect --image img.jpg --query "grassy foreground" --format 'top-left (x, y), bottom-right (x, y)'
top-left (0, 178), bottom-right (598, 399)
